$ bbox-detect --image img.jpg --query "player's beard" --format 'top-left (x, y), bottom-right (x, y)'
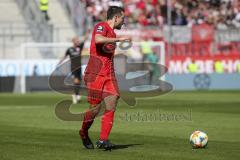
top-left (115, 23), bottom-right (123, 30)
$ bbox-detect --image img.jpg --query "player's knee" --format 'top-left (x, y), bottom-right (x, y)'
top-left (106, 103), bottom-right (117, 112)
top-left (73, 78), bottom-right (80, 85)
top-left (109, 106), bottom-right (116, 112)
top-left (74, 81), bottom-right (80, 85)
top-left (89, 104), bottom-right (101, 116)
top-left (105, 95), bottom-right (119, 111)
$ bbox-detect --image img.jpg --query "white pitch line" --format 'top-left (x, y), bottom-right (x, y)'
top-left (0, 105), bottom-right (49, 110)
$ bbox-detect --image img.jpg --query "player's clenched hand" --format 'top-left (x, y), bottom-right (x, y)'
top-left (117, 36), bottom-right (132, 42)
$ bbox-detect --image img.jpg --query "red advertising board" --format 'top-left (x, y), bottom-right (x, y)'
top-left (192, 23), bottom-right (214, 42)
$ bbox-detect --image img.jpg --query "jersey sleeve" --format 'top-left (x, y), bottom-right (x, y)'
top-left (65, 48), bottom-right (70, 56)
top-left (95, 24), bottom-right (107, 36)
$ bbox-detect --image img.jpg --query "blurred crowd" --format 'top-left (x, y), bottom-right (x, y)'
top-left (81, 0), bottom-right (240, 29)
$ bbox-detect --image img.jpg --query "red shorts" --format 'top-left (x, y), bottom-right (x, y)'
top-left (84, 73), bottom-right (119, 105)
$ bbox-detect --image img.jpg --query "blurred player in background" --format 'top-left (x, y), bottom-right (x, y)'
top-left (58, 33), bottom-right (88, 104)
top-left (79, 6), bottom-right (131, 150)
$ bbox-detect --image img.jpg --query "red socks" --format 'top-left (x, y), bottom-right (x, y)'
top-left (81, 110), bottom-right (94, 133)
top-left (100, 110), bottom-right (115, 141)
top-left (81, 109), bottom-right (115, 141)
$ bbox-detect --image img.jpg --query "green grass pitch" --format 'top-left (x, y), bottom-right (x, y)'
top-left (0, 91), bottom-right (240, 160)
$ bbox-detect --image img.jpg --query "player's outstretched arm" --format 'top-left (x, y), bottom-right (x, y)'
top-left (95, 34), bottom-right (131, 44)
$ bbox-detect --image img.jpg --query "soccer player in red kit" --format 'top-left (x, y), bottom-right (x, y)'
top-left (79, 6), bottom-right (131, 150)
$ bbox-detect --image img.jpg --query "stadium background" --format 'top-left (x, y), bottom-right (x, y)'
top-left (0, 0), bottom-right (240, 92)
top-left (0, 0), bottom-right (240, 160)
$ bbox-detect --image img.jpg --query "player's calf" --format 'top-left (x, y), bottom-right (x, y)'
top-left (79, 129), bottom-right (94, 149)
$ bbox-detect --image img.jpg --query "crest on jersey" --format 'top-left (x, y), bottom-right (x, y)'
top-left (96, 26), bottom-right (103, 32)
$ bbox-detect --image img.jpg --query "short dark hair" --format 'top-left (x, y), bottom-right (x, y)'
top-left (107, 6), bottom-right (124, 20)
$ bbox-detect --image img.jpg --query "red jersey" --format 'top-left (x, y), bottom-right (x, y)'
top-left (85, 22), bottom-right (117, 76)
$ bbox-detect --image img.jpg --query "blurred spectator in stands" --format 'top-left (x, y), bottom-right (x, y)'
top-left (39, 0), bottom-right (50, 21)
top-left (141, 36), bottom-right (154, 62)
top-left (81, 0), bottom-right (240, 29)
top-left (145, 51), bottom-right (159, 84)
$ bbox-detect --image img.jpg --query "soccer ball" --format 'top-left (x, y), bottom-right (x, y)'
top-left (190, 130), bottom-right (208, 148)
